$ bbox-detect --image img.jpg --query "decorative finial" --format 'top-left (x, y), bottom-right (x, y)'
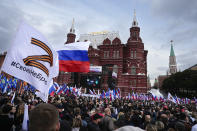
top-left (70, 18), bottom-right (75, 34)
top-left (134, 9), bottom-right (136, 19)
top-left (132, 9), bottom-right (138, 27)
top-left (170, 40), bottom-right (173, 45)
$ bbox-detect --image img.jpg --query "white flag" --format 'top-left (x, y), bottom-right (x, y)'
top-left (22, 104), bottom-right (29, 131)
top-left (3, 84), bottom-right (7, 93)
top-left (112, 72), bottom-right (117, 78)
top-left (115, 108), bottom-right (118, 115)
top-left (35, 91), bottom-right (49, 102)
top-left (168, 92), bottom-right (176, 103)
top-left (1, 22), bottom-right (59, 93)
top-left (11, 92), bottom-right (15, 104)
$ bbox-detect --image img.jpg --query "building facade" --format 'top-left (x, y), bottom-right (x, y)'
top-left (57, 12), bottom-right (148, 95)
top-left (0, 52), bottom-right (6, 71)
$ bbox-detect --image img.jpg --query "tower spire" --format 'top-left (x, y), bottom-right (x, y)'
top-left (132, 9), bottom-right (138, 27)
top-left (70, 18), bottom-right (75, 34)
top-left (170, 40), bottom-right (175, 56)
top-left (169, 40), bottom-right (177, 74)
top-left (65, 18), bottom-right (76, 44)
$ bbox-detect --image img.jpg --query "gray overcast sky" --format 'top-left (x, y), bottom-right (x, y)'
top-left (0, 0), bottom-right (197, 85)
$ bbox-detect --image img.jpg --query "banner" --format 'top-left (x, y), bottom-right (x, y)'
top-left (112, 72), bottom-right (117, 78)
top-left (90, 66), bottom-right (102, 72)
top-left (1, 22), bottom-right (59, 93)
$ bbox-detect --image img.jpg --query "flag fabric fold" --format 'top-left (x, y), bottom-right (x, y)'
top-left (57, 42), bottom-right (90, 72)
top-left (168, 92), bottom-right (177, 103)
top-left (1, 22), bottom-right (59, 94)
top-left (49, 85), bottom-right (56, 96)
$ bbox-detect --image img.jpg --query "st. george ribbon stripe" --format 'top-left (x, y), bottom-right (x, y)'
top-left (23, 55), bottom-right (51, 64)
top-left (31, 38), bottom-right (53, 66)
top-left (26, 60), bottom-right (49, 76)
top-left (23, 38), bottom-right (54, 76)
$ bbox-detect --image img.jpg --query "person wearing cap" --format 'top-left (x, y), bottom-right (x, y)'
top-left (87, 113), bottom-right (103, 131)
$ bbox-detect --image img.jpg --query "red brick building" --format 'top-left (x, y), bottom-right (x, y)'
top-left (57, 12), bottom-right (148, 95)
top-left (158, 75), bottom-right (168, 89)
top-left (0, 52), bottom-right (6, 71)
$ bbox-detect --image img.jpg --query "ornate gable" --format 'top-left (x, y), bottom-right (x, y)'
top-left (103, 38), bottom-right (111, 45)
top-left (112, 37), bottom-right (121, 45)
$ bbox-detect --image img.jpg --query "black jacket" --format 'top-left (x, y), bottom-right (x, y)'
top-left (87, 121), bottom-right (101, 131)
top-left (0, 114), bottom-right (14, 131)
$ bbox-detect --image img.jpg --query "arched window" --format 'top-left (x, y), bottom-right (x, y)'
top-left (131, 66), bottom-right (136, 75)
top-left (134, 51), bottom-right (136, 58)
top-left (131, 51), bottom-right (133, 58)
top-left (113, 51), bottom-right (116, 58)
top-left (104, 51), bottom-right (109, 58)
top-left (117, 51), bottom-right (119, 58)
top-left (133, 32), bottom-right (136, 37)
top-left (107, 51), bottom-right (109, 58)
top-left (113, 51), bottom-right (120, 58)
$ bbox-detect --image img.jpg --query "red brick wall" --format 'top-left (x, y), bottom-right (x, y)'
top-left (0, 54), bottom-right (6, 70)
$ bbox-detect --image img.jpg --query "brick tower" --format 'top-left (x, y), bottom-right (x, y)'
top-left (169, 40), bottom-right (177, 75)
top-left (65, 18), bottom-right (76, 44)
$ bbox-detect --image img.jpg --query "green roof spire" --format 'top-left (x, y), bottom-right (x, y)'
top-left (170, 40), bottom-right (175, 56)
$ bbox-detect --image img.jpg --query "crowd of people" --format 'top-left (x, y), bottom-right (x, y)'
top-left (0, 90), bottom-right (197, 131)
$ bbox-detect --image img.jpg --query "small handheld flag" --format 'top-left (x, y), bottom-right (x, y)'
top-left (11, 92), bottom-right (15, 104)
top-left (22, 104), bottom-right (29, 131)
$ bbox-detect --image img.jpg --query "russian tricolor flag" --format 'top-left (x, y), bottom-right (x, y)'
top-left (57, 42), bottom-right (90, 72)
top-left (49, 85), bottom-right (56, 96)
